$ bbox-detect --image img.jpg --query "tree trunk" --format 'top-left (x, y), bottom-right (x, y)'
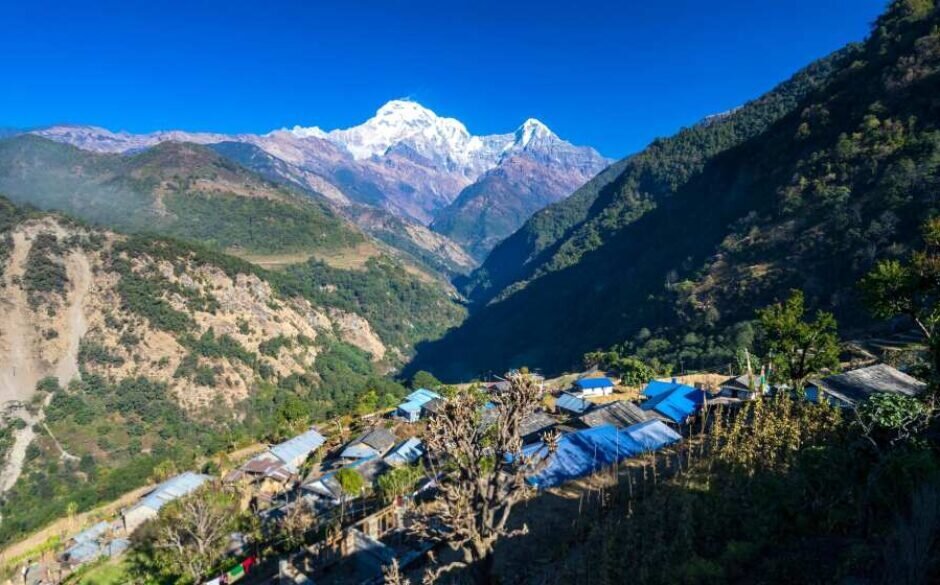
top-left (469, 552), bottom-right (495, 585)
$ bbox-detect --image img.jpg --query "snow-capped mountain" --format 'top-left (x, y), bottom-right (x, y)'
top-left (30, 100), bottom-right (611, 237)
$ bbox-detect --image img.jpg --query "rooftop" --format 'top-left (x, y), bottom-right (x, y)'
top-left (575, 377), bottom-right (615, 390)
top-left (812, 363), bottom-right (926, 405)
top-left (555, 392), bottom-right (592, 414)
top-left (269, 428), bottom-right (326, 472)
top-left (135, 471), bottom-right (211, 513)
top-left (580, 401), bottom-right (650, 429)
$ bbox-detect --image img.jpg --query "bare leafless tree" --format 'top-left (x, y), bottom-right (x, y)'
top-left (150, 483), bottom-right (239, 583)
top-left (414, 371), bottom-right (557, 584)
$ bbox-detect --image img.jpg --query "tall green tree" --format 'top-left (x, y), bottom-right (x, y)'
top-left (861, 218), bottom-right (940, 379)
top-left (758, 290), bottom-right (840, 392)
top-left (411, 370), bottom-right (442, 390)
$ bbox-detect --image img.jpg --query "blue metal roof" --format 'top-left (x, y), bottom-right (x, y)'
top-left (524, 421), bottom-right (680, 489)
top-left (642, 379), bottom-right (685, 398)
top-left (397, 400), bottom-right (424, 413)
top-left (403, 388), bottom-right (441, 406)
top-left (576, 377), bottom-right (615, 390)
top-left (556, 392), bottom-right (591, 414)
top-left (641, 384), bottom-right (706, 423)
top-left (384, 438), bottom-right (424, 466)
top-left (270, 428), bottom-right (326, 471)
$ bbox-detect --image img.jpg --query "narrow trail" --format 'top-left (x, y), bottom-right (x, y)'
top-left (0, 224), bottom-right (91, 495)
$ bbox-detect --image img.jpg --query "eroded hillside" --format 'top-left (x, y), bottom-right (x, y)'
top-left (0, 205), bottom-right (450, 544)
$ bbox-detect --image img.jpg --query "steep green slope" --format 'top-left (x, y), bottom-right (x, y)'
top-left (0, 136), bottom-right (362, 255)
top-left (460, 46), bottom-right (853, 307)
top-left (411, 0), bottom-right (940, 380)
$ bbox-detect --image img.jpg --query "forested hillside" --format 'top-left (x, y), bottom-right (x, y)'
top-left (412, 0), bottom-right (940, 380)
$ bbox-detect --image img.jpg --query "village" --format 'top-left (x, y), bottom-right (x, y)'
top-left (2, 358), bottom-right (928, 585)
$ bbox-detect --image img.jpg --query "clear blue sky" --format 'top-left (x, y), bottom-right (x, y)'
top-left (2, 0), bottom-right (887, 157)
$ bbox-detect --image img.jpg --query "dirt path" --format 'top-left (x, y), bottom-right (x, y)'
top-left (0, 225), bottom-right (91, 494)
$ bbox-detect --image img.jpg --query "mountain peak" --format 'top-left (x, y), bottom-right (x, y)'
top-left (515, 118), bottom-right (554, 147)
top-left (375, 99), bottom-right (438, 121)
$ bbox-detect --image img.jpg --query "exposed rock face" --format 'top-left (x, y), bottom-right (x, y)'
top-left (0, 217), bottom-right (389, 481)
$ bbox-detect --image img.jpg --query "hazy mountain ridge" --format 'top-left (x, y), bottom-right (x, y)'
top-left (30, 101), bottom-right (611, 254)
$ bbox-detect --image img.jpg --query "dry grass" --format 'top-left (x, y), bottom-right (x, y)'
top-left (660, 372), bottom-right (727, 390)
top-left (235, 241), bottom-right (383, 271)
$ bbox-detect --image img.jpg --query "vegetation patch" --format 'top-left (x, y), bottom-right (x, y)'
top-left (23, 232), bottom-right (69, 310)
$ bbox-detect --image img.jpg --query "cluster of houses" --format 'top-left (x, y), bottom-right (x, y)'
top-left (19, 471), bottom-right (212, 585)
top-left (17, 361), bottom-right (928, 585)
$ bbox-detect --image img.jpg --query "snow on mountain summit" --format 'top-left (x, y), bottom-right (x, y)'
top-left (282, 100), bottom-right (593, 178)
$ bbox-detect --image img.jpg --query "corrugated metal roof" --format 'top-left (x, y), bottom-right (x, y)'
top-left (136, 471), bottom-right (211, 513)
top-left (384, 438), bottom-right (424, 466)
top-left (358, 427), bottom-right (396, 452)
top-left (556, 392), bottom-right (591, 414)
top-left (397, 400), bottom-right (424, 414)
top-left (580, 401), bottom-right (649, 429)
top-left (341, 443), bottom-right (381, 460)
top-left (576, 377), bottom-right (615, 390)
top-left (812, 364), bottom-right (926, 405)
top-left (403, 388), bottom-right (441, 406)
top-left (269, 428), bottom-right (326, 471)
top-left (721, 374), bottom-right (768, 392)
top-left (520, 412), bottom-right (557, 439)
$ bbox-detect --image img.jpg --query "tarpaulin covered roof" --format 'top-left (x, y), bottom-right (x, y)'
top-left (643, 379), bottom-right (686, 398)
top-left (524, 421), bottom-right (680, 489)
top-left (641, 382), bottom-right (706, 423)
top-left (575, 377), bottom-right (615, 390)
top-left (269, 428), bottom-right (326, 471)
